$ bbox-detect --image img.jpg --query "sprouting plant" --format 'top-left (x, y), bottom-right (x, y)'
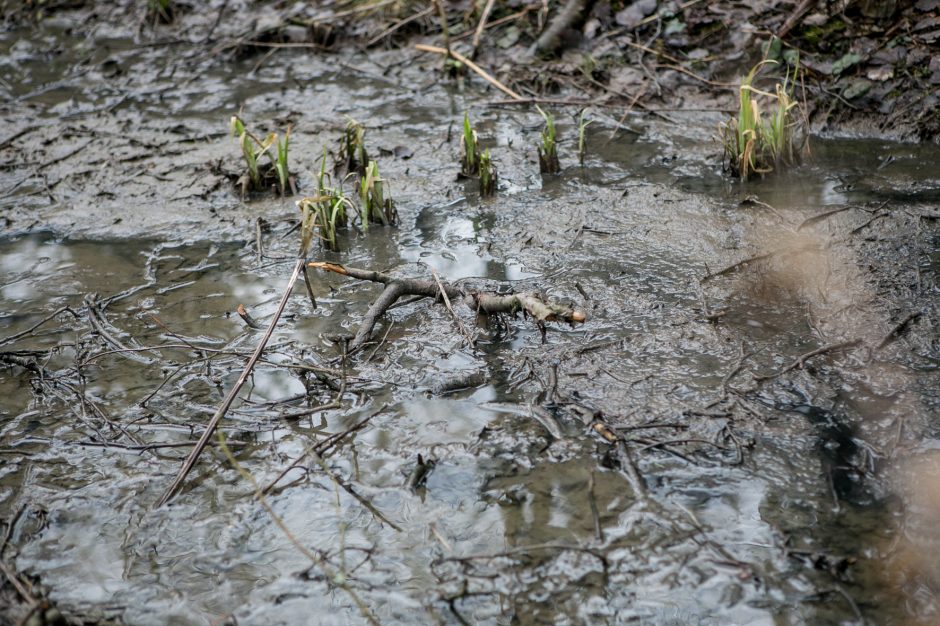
top-left (317, 148), bottom-right (347, 225)
top-left (297, 190), bottom-right (354, 252)
top-left (337, 117), bottom-right (369, 177)
top-left (275, 127), bottom-right (291, 196)
top-left (719, 55), bottom-right (808, 181)
top-left (229, 115), bottom-right (293, 197)
top-left (536, 106), bottom-right (560, 174)
top-left (577, 110), bottom-right (591, 166)
top-left (479, 149), bottom-right (497, 197)
top-left (460, 112), bottom-right (480, 177)
top-left (359, 160), bottom-right (398, 229)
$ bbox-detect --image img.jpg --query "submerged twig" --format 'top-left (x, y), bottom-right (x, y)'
top-left (754, 339), bottom-right (862, 381)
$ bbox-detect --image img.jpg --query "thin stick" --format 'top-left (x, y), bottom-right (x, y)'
top-left (877, 312), bottom-right (922, 350)
top-left (754, 339), bottom-right (862, 381)
top-left (777, 0), bottom-right (815, 39)
top-left (367, 6), bottom-right (434, 47)
top-left (798, 205), bottom-right (863, 230)
top-left (431, 268), bottom-right (475, 347)
top-left (588, 469), bottom-right (604, 542)
top-left (0, 306), bottom-right (77, 347)
top-left (431, 0), bottom-right (451, 56)
top-left (263, 406), bottom-right (385, 494)
top-left (470, 0), bottom-right (496, 58)
top-left (156, 257), bottom-right (305, 507)
top-left (701, 252), bottom-right (774, 282)
top-left (215, 432), bottom-right (381, 625)
top-left (414, 44), bottom-right (523, 100)
top-left (453, 7), bottom-right (534, 41)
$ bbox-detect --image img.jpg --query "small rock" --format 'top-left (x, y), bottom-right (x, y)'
top-left (392, 146), bottom-right (413, 159)
top-left (803, 12), bottom-right (829, 26)
top-left (867, 66), bottom-right (894, 81)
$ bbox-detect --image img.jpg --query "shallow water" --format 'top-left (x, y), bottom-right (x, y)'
top-left (2, 7), bottom-right (940, 626)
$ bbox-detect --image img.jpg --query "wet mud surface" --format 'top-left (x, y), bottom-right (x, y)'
top-left (2, 4), bottom-right (940, 625)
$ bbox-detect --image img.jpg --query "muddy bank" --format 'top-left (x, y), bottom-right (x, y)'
top-left (7, 0), bottom-right (938, 142)
top-left (1, 3), bottom-right (940, 626)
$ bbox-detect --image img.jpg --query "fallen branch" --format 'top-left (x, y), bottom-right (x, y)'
top-left (308, 262), bottom-right (585, 351)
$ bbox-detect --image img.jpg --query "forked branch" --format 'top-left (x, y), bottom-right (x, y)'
top-left (308, 262), bottom-right (586, 350)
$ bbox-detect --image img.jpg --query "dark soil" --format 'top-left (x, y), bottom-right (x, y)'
top-left (5, 1), bottom-right (938, 141)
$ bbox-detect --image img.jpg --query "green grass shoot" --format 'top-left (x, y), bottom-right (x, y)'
top-left (275, 127), bottom-right (291, 196)
top-left (577, 110), bottom-right (591, 166)
top-left (297, 190), bottom-right (353, 252)
top-left (359, 160), bottom-right (398, 228)
top-left (537, 105), bottom-right (560, 174)
top-left (479, 148), bottom-right (496, 197)
top-left (230, 115), bottom-right (293, 196)
top-left (719, 55), bottom-right (808, 181)
top-left (460, 112), bottom-right (480, 177)
top-left (337, 117), bottom-right (368, 176)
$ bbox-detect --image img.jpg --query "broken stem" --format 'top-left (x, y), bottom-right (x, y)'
top-left (308, 262), bottom-right (585, 351)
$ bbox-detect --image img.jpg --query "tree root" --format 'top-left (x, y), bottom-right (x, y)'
top-left (308, 262), bottom-right (586, 351)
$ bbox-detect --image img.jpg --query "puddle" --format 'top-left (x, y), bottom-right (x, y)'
top-left (1, 11), bottom-right (940, 626)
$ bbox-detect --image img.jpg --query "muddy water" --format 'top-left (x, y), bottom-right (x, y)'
top-left (2, 9), bottom-right (940, 626)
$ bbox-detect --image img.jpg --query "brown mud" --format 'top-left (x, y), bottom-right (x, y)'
top-left (1, 2), bottom-right (940, 625)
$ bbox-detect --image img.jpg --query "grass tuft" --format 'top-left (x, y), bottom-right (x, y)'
top-left (297, 190), bottom-right (353, 253)
top-left (297, 151), bottom-right (353, 252)
top-left (577, 110), bottom-right (591, 167)
top-left (359, 160), bottom-right (399, 228)
top-left (337, 117), bottom-right (369, 177)
top-left (460, 112), bottom-right (480, 177)
top-left (719, 56), bottom-right (808, 181)
top-left (479, 149), bottom-right (497, 197)
top-left (229, 115), bottom-right (293, 197)
top-left (536, 105), bottom-right (560, 174)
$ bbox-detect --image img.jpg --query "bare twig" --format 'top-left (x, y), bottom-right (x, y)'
top-left (526, 0), bottom-right (588, 58)
top-left (877, 312), bottom-right (922, 350)
top-left (470, 0), bottom-right (496, 58)
top-left (588, 469), bottom-right (603, 542)
top-left (755, 339), bottom-right (862, 381)
top-left (777, 0), bottom-right (815, 39)
top-left (263, 405), bottom-right (386, 494)
top-left (236, 303), bottom-right (264, 330)
top-left (432, 268), bottom-right (475, 347)
top-left (414, 44), bottom-right (523, 100)
top-left (156, 258), bottom-right (306, 507)
top-left (0, 306), bottom-right (78, 347)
